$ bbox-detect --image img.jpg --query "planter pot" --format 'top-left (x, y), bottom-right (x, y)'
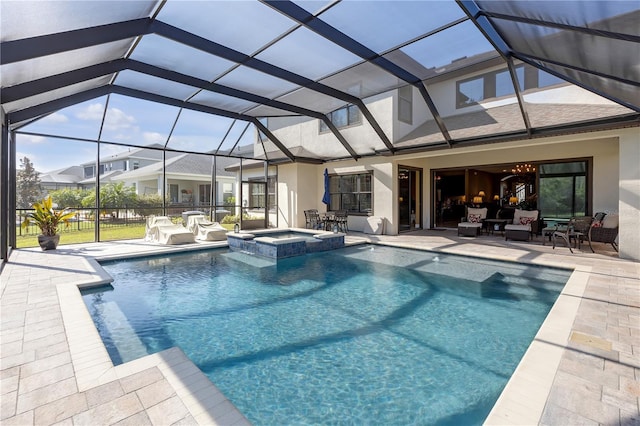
top-left (38, 234), bottom-right (60, 251)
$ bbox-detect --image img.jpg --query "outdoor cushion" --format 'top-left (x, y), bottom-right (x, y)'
top-left (505, 224), bottom-right (530, 231)
top-left (467, 207), bottom-right (488, 220)
top-left (512, 209), bottom-right (538, 224)
top-left (459, 222), bottom-right (482, 231)
top-left (601, 214), bottom-right (619, 228)
top-left (468, 214), bottom-right (482, 223)
top-left (519, 216), bottom-right (536, 226)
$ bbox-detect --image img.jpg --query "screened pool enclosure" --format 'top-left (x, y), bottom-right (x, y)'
top-left (1, 1), bottom-right (639, 258)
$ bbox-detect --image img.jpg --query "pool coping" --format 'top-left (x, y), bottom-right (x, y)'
top-left (71, 240), bottom-right (576, 425)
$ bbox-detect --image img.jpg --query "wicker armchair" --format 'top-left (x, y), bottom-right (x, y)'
top-left (589, 225), bottom-right (619, 252)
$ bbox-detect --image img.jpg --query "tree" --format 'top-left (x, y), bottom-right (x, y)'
top-left (133, 194), bottom-right (164, 217)
top-left (16, 157), bottom-right (42, 208)
top-left (82, 182), bottom-right (137, 218)
top-left (49, 188), bottom-right (90, 209)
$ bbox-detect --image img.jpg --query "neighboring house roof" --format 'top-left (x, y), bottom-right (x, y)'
top-left (224, 159), bottom-right (268, 172)
top-left (117, 153), bottom-right (237, 180)
top-left (396, 103), bottom-right (636, 148)
top-left (77, 170), bottom-right (124, 185)
top-left (79, 145), bottom-right (181, 166)
top-left (250, 145), bottom-right (333, 162)
top-left (39, 165), bottom-right (84, 184)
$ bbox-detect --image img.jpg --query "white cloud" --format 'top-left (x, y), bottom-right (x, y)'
top-left (104, 107), bottom-right (136, 131)
top-left (41, 112), bottom-right (68, 123)
top-left (75, 103), bottom-right (105, 121)
top-left (143, 132), bottom-right (166, 145)
top-left (17, 134), bottom-right (46, 144)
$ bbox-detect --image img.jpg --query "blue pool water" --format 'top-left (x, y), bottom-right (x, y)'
top-left (82, 245), bottom-right (570, 425)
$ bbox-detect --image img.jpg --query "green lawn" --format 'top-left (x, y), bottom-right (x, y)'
top-left (16, 224), bottom-right (147, 248)
top-left (16, 222), bottom-right (236, 248)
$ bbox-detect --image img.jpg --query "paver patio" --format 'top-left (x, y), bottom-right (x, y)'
top-left (1, 230), bottom-right (638, 425)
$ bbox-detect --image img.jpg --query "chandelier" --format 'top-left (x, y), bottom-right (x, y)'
top-left (512, 163), bottom-right (536, 174)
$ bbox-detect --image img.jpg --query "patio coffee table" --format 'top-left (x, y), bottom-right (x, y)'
top-left (484, 219), bottom-right (508, 235)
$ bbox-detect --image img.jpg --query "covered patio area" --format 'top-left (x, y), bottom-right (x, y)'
top-left (1, 232), bottom-right (638, 425)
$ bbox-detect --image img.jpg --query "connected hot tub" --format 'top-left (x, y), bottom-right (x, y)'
top-left (226, 228), bottom-right (345, 259)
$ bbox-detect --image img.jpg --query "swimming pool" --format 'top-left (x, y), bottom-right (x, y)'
top-left (82, 245), bottom-right (570, 425)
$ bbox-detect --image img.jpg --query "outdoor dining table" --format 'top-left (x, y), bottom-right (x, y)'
top-left (320, 212), bottom-right (336, 231)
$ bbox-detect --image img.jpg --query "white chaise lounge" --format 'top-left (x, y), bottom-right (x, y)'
top-left (145, 216), bottom-right (195, 245)
top-left (186, 214), bottom-right (228, 241)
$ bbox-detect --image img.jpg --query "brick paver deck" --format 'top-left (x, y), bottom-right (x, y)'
top-left (1, 231), bottom-right (638, 425)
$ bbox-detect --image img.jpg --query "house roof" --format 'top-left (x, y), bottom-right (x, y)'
top-left (396, 102), bottom-right (637, 150)
top-left (77, 170), bottom-right (124, 185)
top-left (79, 145), bottom-right (181, 167)
top-left (117, 153), bottom-right (237, 180)
top-left (39, 165), bottom-right (84, 184)
top-left (2, 1), bottom-right (638, 163)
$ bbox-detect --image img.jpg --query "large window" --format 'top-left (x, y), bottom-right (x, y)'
top-left (267, 176), bottom-right (276, 211)
top-left (249, 179), bottom-right (265, 208)
top-left (199, 184), bottom-right (211, 204)
top-left (538, 161), bottom-right (588, 218)
top-left (456, 64), bottom-right (566, 108)
top-left (319, 105), bottom-right (362, 133)
top-left (328, 172), bottom-right (372, 214)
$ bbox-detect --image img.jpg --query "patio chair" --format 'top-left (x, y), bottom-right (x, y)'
top-left (334, 210), bottom-right (348, 232)
top-left (186, 214), bottom-right (228, 241)
top-left (304, 209), bottom-right (321, 229)
top-left (145, 216), bottom-right (195, 245)
top-left (457, 207), bottom-right (487, 237)
top-left (552, 216), bottom-right (593, 253)
top-left (504, 209), bottom-right (539, 241)
top-left (589, 212), bottom-right (619, 252)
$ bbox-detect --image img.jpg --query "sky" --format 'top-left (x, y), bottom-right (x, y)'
top-left (16, 95), bottom-right (257, 173)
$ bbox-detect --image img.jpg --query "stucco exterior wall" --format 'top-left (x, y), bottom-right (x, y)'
top-left (289, 129), bottom-right (635, 258)
top-left (407, 133), bottom-right (621, 228)
top-left (277, 163), bottom-right (320, 228)
top-left (618, 131), bottom-right (640, 261)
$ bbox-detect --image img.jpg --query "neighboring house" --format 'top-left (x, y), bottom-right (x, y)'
top-left (117, 153), bottom-right (238, 207)
top-left (39, 165), bottom-right (84, 192)
top-left (77, 170), bottom-right (124, 189)
top-left (78, 145), bottom-right (175, 181)
top-left (38, 146), bottom-right (243, 210)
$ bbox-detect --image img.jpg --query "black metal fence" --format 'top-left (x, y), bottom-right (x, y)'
top-left (15, 204), bottom-right (242, 236)
top-left (16, 206), bottom-right (155, 236)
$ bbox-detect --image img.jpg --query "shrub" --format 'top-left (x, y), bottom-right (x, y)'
top-left (220, 214), bottom-right (251, 224)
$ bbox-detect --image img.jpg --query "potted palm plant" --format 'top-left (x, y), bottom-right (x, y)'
top-left (21, 195), bottom-right (76, 250)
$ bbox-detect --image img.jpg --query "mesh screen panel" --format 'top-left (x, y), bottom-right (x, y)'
top-left (0, 0), bottom-right (155, 41)
top-left (0, 40), bottom-right (132, 87)
top-left (156, 1), bottom-right (296, 55)
top-left (3, 77), bottom-right (111, 115)
top-left (130, 35), bottom-right (236, 82)
top-left (189, 91), bottom-right (259, 115)
top-left (255, 27), bottom-right (361, 81)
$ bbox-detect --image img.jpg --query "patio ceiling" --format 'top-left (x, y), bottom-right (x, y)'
top-left (1, 0), bottom-right (639, 163)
